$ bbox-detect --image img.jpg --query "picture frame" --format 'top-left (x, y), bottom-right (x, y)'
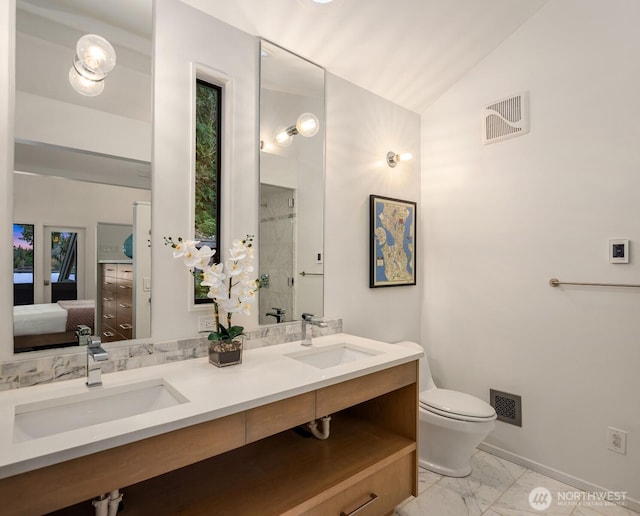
top-left (369, 195), bottom-right (417, 288)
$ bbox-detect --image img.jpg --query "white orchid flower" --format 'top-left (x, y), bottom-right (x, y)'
top-left (239, 289), bottom-right (256, 304)
top-left (201, 272), bottom-right (222, 289)
top-left (182, 246), bottom-right (201, 267)
top-left (201, 263), bottom-right (225, 287)
top-left (226, 261), bottom-right (242, 277)
top-left (173, 239), bottom-right (199, 259)
top-left (192, 245), bottom-right (215, 269)
top-left (207, 284), bottom-right (228, 300)
top-left (220, 299), bottom-right (243, 313)
top-left (238, 301), bottom-right (253, 315)
top-left (228, 240), bottom-right (248, 261)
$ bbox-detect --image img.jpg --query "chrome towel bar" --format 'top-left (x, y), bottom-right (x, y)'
top-left (299, 271), bottom-right (324, 276)
top-left (549, 278), bottom-right (640, 288)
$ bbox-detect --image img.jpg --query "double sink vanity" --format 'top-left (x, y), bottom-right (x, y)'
top-left (0, 334), bottom-right (422, 515)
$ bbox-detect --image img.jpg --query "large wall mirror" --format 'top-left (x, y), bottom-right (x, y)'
top-left (12, 0), bottom-right (152, 353)
top-left (258, 40), bottom-right (325, 325)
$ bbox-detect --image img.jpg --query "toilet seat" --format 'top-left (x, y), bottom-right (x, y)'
top-left (420, 389), bottom-right (496, 422)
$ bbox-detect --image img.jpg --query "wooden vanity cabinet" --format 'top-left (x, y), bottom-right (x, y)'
top-left (3, 361), bottom-right (419, 516)
top-left (99, 262), bottom-right (134, 342)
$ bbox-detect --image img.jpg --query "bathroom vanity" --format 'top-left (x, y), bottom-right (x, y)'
top-left (0, 334), bottom-right (421, 515)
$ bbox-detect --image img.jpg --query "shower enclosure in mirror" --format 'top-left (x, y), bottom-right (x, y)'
top-left (12, 0), bottom-right (152, 352)
top-left (259, 40), bottom-right (325, 325)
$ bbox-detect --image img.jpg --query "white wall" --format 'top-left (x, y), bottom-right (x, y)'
top-left (16, 92), bottom-right (150, 162)
top-left (151, 0), bottom-right (258, 340)
top-left (325, 75), bottom-right (421, 343)
top-left (421, 0), bottom-right (640, 502)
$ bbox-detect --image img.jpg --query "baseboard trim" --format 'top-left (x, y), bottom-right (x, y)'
top-left (478, 442), bottom-right (640, 513)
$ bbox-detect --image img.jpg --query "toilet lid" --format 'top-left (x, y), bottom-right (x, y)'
top-left (420, 389), bottom-right (496, 419)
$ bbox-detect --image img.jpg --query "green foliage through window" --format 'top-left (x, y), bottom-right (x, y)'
top-left (195, 79), bottom-right (222, 303)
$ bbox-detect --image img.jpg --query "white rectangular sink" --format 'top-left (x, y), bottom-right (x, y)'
top-left (13, 378), bottom-right (188, 442)
top-left (285, 343), bottom-right (379, 369)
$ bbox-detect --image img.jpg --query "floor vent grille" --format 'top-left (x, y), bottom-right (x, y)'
top-left (490, 389), bottom-right (522, 427)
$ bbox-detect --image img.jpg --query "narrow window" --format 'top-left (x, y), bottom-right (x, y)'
top-left (13, 223), bottom-right (34, 305)
top-left (194, 79), bottom-right (222, 304)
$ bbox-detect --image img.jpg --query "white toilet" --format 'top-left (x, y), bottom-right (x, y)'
top-left (417, 351), bottom-right (497, 477)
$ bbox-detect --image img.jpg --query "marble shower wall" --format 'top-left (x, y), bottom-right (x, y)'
top-left (259, 183), bottom-right (296, 325)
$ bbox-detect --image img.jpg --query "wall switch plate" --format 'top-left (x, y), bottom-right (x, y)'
top-left (607, 427), bottom-right (627, 454)
top-left (198, 316), bottom-right (216, 332)
top-left (609, 239), bottom-right (629, 263)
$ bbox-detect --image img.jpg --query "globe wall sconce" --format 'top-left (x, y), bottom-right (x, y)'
top-left (273, 112), bottom-right (320, 147)
top-left (69, 34), bottom-right (117, 97)
top-left (386, 151), bottom-right (413, 168)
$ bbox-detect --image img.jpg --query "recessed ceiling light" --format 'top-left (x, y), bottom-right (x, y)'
top-left (298, 0), bottom-right (340, 10)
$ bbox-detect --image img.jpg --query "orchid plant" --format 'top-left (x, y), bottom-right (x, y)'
top-left (165, 235), bottom-right (258, 344)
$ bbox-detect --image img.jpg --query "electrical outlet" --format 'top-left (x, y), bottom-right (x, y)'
top-left (607, 427), bottom-right (627, 455)
top-left (198, 316), bottom-right (216, 332)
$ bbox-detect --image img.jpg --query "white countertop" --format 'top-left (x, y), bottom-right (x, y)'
top-left (0, 333), bottom-right (422, 480)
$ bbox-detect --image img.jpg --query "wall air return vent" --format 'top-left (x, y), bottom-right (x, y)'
top-left (483, 91), bottom-right (529, 144)
top-left (490, 388), bottom-right (522, 427)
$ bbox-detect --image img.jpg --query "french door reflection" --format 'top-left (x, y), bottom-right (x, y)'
top-left (45, 227), bottom-right (83, 303)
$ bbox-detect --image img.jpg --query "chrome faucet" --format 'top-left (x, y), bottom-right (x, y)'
top-left (301, 313), bottom-right (327, 346)
top-left (86, 336), bottom-right (109, 387)
top-left (265, 307), bottom-right (286, 323)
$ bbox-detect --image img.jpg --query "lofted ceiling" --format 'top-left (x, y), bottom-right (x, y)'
top-left (181, 0), bottom-right (548, 114)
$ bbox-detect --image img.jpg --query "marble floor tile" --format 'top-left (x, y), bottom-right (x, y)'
top-left (436, 450), bottom-right (527, 513)
top-left (489, 470), bottom-right (578, 515)
top-left (418, 466), bottom-right (442, 494)
top-left (396, 451), bottom-right (637, 516)
top-left (572, 503), bottom-right (640, 515)
top-left (399, 483), bottom-right (484, 516)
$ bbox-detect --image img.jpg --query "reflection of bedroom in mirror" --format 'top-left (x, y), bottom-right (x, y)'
top-left (12, 0), bottom-right (152, 353)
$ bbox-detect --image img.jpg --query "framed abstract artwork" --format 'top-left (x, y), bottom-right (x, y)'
top-left (369, 195), bottom-right (417, 288)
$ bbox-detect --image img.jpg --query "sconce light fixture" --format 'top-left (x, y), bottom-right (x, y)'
top-left (386, 151), bottom-right (413, 168)
top-left (69, 34), bottom-right (116, 97)
top-left (274, 112), bottom-right (320, 146)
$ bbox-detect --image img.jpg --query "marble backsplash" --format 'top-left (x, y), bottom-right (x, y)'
top-left (0, 318), bottom-right (342, 390)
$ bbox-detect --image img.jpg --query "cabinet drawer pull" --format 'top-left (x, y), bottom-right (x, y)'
top-left (119, 303), bottom-right (131, 309)
top-left (103, 314), bottom-right (114, 319)
top-left (103, 297), bottom-right (114, 302)
top-left (119, 284), bottom-right (131, 289)
top-left (103, 331), bottom-right (115, 337)
top-left (119, 323), bottom-right (133, 330)
top-left (340, 493), bottom-right (378, 516)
